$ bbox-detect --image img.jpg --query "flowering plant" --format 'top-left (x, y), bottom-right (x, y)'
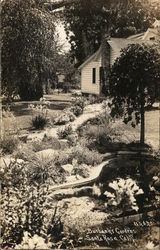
top-left (28, 98), bottom-right (51, 129)
top-left (54, 110), bottom-right (76, 125)
top-left (57, 124), bottom-right (73, 139)
top-left (104, 178), bottom-right (144, 212)
top-left (14, 232), bottom-right (52, 249)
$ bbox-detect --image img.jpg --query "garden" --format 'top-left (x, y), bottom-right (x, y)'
top-left (1, 93), bottom-right (160, 249)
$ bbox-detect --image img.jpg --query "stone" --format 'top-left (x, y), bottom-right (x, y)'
top-left (61, 164), bottom-right (73, 175)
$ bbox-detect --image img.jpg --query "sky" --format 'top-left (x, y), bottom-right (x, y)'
top-left (56, 22), bottom-right (71, 52)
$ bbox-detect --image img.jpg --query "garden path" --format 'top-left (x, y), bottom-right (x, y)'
top-left (25, 102), bottom-right (159, 150)
top-left (27, 103), bottom-right (104, 141)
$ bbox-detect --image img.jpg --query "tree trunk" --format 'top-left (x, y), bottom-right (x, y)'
top-left (140, 108), bottom-right (145, 145)
top-left (140, 84), bottom-right (145, 145)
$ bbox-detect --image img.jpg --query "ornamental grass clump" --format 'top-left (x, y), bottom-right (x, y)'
top-left (28, 98), bottom-right (51, 130)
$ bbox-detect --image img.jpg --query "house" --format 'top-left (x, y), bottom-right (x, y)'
top-left (79, 22), bottom-right (160, 95)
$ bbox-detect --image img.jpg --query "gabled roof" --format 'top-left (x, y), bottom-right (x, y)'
top-left (127, 32), bottom-right (145, 41)
top-left (78, 38), bottom-right (141, 69)
top-left (78, 25), bottom-right (160, 70)
top-left (108, 38), bottom-right (142, 64)
top-left (78, 46), bottom-right (102, 70)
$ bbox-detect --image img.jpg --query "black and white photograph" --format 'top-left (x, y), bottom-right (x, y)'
top-left (1, 0), bottom-right (160, 249)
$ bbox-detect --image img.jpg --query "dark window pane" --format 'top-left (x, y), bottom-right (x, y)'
top-left (92, 68), bottom-right (96, 84)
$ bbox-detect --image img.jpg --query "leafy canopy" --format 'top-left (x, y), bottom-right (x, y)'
top-left (2, 0), bottom-right (58, 100)
top-left (108, 43), bottom-right (160, 127)
top-left (63, 0), bottom-right (153, 66)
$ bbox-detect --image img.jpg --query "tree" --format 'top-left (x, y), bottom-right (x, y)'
top-left (62, 0), bottom-right (153, 66)
top-left (108, 44), bottom-right (160, 145)
top-left (2, 0), bottom-right (57, 101)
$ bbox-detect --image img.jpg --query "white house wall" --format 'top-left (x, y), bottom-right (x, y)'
top-left (81, 56), bottom-right (102, 95)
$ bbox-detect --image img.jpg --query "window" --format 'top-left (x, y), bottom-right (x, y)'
top-left (92, 68), bottom-right (96, 84)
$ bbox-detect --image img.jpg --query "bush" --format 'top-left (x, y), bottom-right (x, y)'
top-left (28, 99), bottom-right (51, 130)
top-left (1, 159), bottom-right (64, 248)
top-left (71, 105), bottom-right (83, 116)
top-left (70, 144), bottom-right (103, 166)
top-left (1, 136), bottom-right (19, 154)
top-left (57, 125), bottom-right (73, 139)
top-left (78, 112), bottom-right (130, 145)
top-left (32, 114), bottom-right (48, 129)
top-left (54, 110), bottom-right (75, 125)
top-left (36, 134), bottom-right (61, 151)
top-left (70, 97), bottom-right (86, 116)
top-left (14, 144), bottom-right (36, 161)
top-left (14, 232), bottom-right (52, 250)
top-left (71, 162), bottom-right (90, 178)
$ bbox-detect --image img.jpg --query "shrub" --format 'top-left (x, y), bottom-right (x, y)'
top-left (28, 156), bottom-right (66, 185)
top-left (1, 159), bottom-right (64, 248)
top-left (104, 178), bottom-right (144, 213)
top-left (79, 112), bottom-right (133, 145)
top-left (71, 162), bottom-right (90, 178)
top-left (14, 232), bottom-right (52, 250)
top-left (71, 105), bottom-right (83, 116)
top-left (70, 144), bottom-right (103, 166)
top-left (30, 136), bottom-right (61, 153)
top-left (54, 110), bottom-right (75, 125)
top-left (32, 114), bottom-right (48, 129)
top-left (1, 135), bottom-right (19, 154)
top-left (87, 95), bottom-right (105, 104)
top-left (70, 97), bottom-right (86, 116)
top-left (57, 124), bottom-right (73, 139)
top-left (28, 99), bottom-right (51, 130)
top-left (2, 106), bottom-right (19, 137)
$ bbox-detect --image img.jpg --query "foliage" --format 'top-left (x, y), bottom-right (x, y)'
top-left (2, 105), bottom-right (18, 136)
top-left (14, 232), bottom-right (52, 249)
top-left (1, 106), bottom-right (19, 154)
top-left (63, 0), bottom-right (153, 65)
top-left (108, 44), bottom-right (160, 144)
top-left (71, 105), bottom-right (83, 116)
top-left (0, 135), bottom-right (19, 154)
top-left (57, 124), bottom-right (73, 139)
top-left (70, 97), bottom-right (86, 116)
top-left (70, 144), bottom-right (103, 166)
top-left (104, 178), bottom-right (144, 212)
top-left (79, 112), bottom-right (130, 145)
top-left (28, 98), bottom-right (51, 129)
top-left (0, 158), bottom-right (64, 248)
top-left (1, 0), bottom-right (59, 100)
top-left (32, 115), bottom-right (48, 130)
top-left (54, 109), bottom-right (76, 125)
top-left (28, 156), bottom-right (66, 185)
top-left (31, 135), bottom-right (61, 152)
top-left (71, 159), bottom-right (90, 178)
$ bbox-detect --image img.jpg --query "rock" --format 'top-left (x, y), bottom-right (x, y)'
top-left (61, 164), bottom-right (73, 175)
